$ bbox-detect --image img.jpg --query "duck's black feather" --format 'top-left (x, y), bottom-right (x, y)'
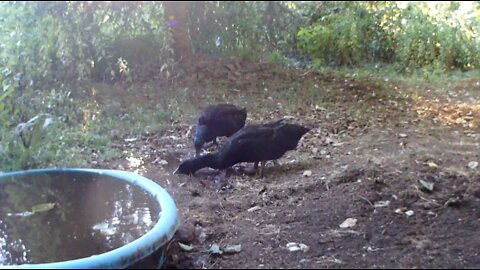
top-left (194, 104), bottom-right (247, 156)
top-left (177, 120), bottom-right (310, 176)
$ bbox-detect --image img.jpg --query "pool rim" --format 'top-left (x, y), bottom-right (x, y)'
top-left (0, 168), bottom-right (179, 269)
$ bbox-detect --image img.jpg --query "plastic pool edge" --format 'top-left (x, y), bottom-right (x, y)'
top-left (0, 168), bottom-right (179, 269)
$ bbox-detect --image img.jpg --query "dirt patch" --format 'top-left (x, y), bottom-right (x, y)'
top-left (90, 62), bottom-right (480, 269)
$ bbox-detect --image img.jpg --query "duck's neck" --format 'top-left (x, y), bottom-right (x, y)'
top-left (191, 153), bottom-right (220, 171)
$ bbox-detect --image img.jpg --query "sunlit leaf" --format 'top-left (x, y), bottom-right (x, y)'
top-left (426, 161), bottom-right (438, 169)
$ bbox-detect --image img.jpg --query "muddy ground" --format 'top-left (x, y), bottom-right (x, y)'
top-left (91, 60), bottom-right (480, 269)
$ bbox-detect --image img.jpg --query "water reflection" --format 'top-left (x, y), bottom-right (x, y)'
top-left (0, 172), bottom-right (160, 265)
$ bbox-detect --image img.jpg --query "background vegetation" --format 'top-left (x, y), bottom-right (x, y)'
top-left (1, 1), bottom-right (479, 172)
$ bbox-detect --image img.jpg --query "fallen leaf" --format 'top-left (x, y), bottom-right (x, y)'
top-left (418, 179), bottom-right (434, 192)
top-left (178, 242), bottom-right (194, 252)
top-left (31, 202), bottom-right (56, 213)
top-left (247, 206), bottom-right (261, 212)
top-left (339, 218), bottom-right (357, 228)
top-left (426, 161), bottom-right (438, 169)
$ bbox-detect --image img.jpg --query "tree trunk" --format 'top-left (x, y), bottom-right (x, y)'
top-left (190, 1), bottom-right (205, 49)
top-left (162, 1), bottom-right (192, 61)
top-left (264, 1), bottom-right (276, 49)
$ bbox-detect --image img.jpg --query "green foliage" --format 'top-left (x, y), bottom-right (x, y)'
top-left (297, 1), bottom-right (480, 72)
top-left (0, 1), bottom-right (171, 93)
top-left (3, 0), bottom-right (480, 172)
top-left (265, 51), bottom-right (294, 67)
top-left (0, 81), bottom-right (180, 172)
top-left (297, 2), bottom-right (401, 66)
top-left (188, 1), bottom-right (307, 58)
top-left (298, 2), bottom-right (368, 66)
top-left (395, 2), bottom-right (479, 72)
top-left (0, 88), bottom-right (114, 172)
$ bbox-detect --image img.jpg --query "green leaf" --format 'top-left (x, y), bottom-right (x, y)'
top-left (0, 85), bottom-right (14, 102)
top-left (31, 202), bottom-right (56, 213)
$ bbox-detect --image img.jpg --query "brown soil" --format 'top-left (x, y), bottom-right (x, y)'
top-left (92, 58), bottom-right (480, 269)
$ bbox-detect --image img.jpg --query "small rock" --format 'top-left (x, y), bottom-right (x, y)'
top-left (223, 244), bottom-right (242, 254)
top-left (339, 218), bottom-right (357, 228)
top-left (405, 210), bottom-right (415, 217)
top-left (303, 170), bottom-right (312, 177)
top-left (324, 137), bottom-right (336, 145)
top-left (373, 200), bottom-right (390, 208)
top-left (468, 161), bottom-right (478, 169)
top-left (398, 133), bottom-right (408, 138)
top-left (286, 242), bottom-right (301, 252)
top-left (159, 159), bottom-right (169, 166)
top-left (286, 242), bottom-right (309, 253)
top-left (298, 243), bottom-right (310, 253)
top-left (208, 244), bottom-right (222, 255)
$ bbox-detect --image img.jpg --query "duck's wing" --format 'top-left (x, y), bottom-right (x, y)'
top-left (215, 126), bottom-right (275, 167)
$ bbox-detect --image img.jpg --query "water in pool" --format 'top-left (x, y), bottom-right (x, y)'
top-left (0, 171), bottom-right (160, 266)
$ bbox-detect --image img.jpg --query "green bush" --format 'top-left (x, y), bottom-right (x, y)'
top-left (0, 87), bottom-right (113, 172)
top-left (0, 2), bottom-right (171, 92)
top-left (188, 2), bottom-right (307, 58)
top-left (297, 1), bottom-right (480, 72)
top-left (393, 3), bottom-right (479, 71)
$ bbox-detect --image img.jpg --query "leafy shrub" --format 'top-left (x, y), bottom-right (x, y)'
top-left (188, 1), bottom-right (307, 58)
top-left (0, 2), bottom-right (172, 93)
top-left (297, 1), bottom-right (480, 72)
